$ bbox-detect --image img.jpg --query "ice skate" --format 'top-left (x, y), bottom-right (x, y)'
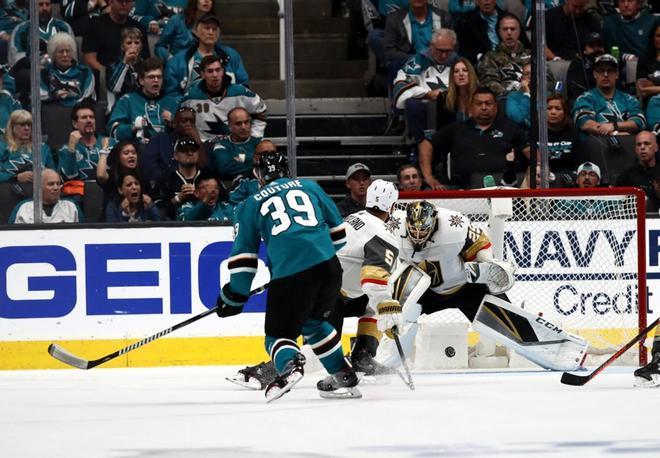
top-left (265, 353), bottom-right (306, 403)
top-left (634, 353), bottom-right (660, 388)
top-left (317, 366), bottom-right (362, 399)
top-left (226, 360), bottom-right (277, 390)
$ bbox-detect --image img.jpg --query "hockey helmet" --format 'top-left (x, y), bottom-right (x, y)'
top-left (406, 200), bottom-right (438, 249)
top-left (255, 152), bottom-right (289, 184)
top-left (366, 179), bottom-right (399, 213)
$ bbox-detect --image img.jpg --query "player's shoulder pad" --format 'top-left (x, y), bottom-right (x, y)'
top-left (436, 206), bottom-right (469, 242)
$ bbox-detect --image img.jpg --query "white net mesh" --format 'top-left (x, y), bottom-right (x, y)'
top-left (398, 188), bottom-right (646, 366)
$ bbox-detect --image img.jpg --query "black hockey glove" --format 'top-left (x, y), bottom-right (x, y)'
top-left (216, 284), bottom-right (247, 318)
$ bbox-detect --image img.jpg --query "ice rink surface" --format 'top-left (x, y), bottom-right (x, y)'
top-left (2, 365), bottom-right (659, 458)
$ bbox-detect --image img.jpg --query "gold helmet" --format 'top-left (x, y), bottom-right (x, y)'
top-left (406, 200), bottom-right (438, 250)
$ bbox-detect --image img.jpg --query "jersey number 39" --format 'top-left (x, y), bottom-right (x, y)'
top-left (261, 190), bottom-right (319, 236)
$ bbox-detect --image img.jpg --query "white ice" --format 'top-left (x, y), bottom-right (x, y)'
top-left (1, 365), bottom-right (659, 458)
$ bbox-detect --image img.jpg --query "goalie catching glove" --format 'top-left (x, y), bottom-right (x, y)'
top-left (376, 299), bottom-right (404, 338)
top-left (216, 284), bottom-right (248, 318)
top-left (464, 259), bottom-right (516, 294)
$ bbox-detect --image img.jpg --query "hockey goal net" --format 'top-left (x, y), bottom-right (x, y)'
top-left (397, 187), bottom-right (648, 367)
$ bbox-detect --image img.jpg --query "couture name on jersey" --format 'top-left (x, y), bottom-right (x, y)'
top-left (253, 179), bottom-right (303, 201)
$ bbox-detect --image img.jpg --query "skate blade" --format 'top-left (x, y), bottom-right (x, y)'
top-left (634, 374), bottom-right (660, 388)
top-left (355, 372), bottom-right (392, 385)
top-left (225, 376), bottom-right (263, 390)
top-left (318, 386), bottom-right (362, 400)
top-left (265, 372), bottom-right (304, 403)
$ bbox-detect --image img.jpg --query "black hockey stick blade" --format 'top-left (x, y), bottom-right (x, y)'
top-left (48, 284), bottom-right (268, 370)
top-left (561, 317), bottom-right (660, 386)
top-left (392, 326), bottom-right (415, 391)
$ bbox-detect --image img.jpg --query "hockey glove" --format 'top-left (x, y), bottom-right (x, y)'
top-left (216, 284), bottom-right (248, 318)
top-left (376, 299), bottom-right (403, 339)
top-left (464, 260), bottom-right (516, 294)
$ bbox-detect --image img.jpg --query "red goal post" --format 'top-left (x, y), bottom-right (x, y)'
top-left (398, 187), bottom-right (648, 366)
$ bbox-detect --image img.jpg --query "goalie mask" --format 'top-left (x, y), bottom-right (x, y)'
top-left (406, 200), bottom-right (438, 250)
top-left (255, 152), bottom-right (289, 185)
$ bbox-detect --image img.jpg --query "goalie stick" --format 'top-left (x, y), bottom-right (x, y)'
top-left (48, 284), bottom-right (269, 370)
top-left (392, 326), bottom-right (415, 391)
top-left (561, 317), bottom-right (660, 386)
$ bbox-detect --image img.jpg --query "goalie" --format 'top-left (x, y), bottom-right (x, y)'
top-left (379, 200), bottom-right (589, 372)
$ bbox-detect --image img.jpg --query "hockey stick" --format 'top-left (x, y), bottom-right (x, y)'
top-left (392, 326), bottom-right (415, 391)
top-left (48, 284), bottom-right (269, 370)
top-left (561, 317), bottom-right (660, 386)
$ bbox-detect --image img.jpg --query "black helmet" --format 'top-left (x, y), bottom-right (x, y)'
top-left (406, 200), bottom-right (438, 250)
top-left (256, 152), bottom-right (289, 184)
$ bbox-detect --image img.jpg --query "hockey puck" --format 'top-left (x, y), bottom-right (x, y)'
top-left (445, 346), bottom-right (456, 358)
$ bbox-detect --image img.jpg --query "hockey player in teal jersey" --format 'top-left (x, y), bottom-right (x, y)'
top-left (216, 152), bottom-right (361, 402)
top-left (107, 57), bottom-right (180, 144)
top-left (179, 55), bottom-right (266, 143)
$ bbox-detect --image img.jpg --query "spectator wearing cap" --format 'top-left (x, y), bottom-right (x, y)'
top-left (544, 0), bottom-right (601, 61)
top-left (153, 135), bottom-right (203, 220)
top-left (155, 0), bottom-right (215, 62)
top-left (636, 23), bottom-right (660, 105)
top-left (603, 0), bottom-right (659, 62)
top-left (163, 13), bottom-right (248, 96)
top-left (142, 105), bottom-right (205, 184)
top-left (336, 163), bottom-right (372, 217)
top-left (572, 53), bottom-right (645, 174)
top-left (575, 161), bottom-right (601, 188)
top-left (82, 0), bottom-right (150, 73)
top-left (107, 57), bottom-right (179, 145)
top-left (177, 172), bottom-right (234, 221)
top-left (616, 130), bottom-right (659, 197)
top-left (180, 54), bottom-right (267, 143)
top-left (565, 32), bottom-right (605, 106)
top-left (209, 107), bottom-right (261, 185)
top-left (397, 163), bottom-right (424, 191)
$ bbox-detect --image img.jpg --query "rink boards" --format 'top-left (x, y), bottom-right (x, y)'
top-left (1, 221), bottom-right (660, 370)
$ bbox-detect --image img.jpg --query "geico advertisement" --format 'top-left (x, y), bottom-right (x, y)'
top-left (0, 226), bottom-right (270, 340)
top-left (1, 221), bottom-right (659, 341)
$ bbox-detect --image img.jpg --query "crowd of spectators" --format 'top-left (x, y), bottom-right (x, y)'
top-left (0, 0), bottom-right (659, 224)
top-left (365, 0), bottom-right (659, 204)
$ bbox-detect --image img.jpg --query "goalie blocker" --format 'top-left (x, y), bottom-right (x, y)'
top-left (473, 295), bottom-right (589, 371)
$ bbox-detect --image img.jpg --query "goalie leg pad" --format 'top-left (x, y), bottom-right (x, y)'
top-left (392, 262), bottom-right (431, 312)
top-left (472, 295), bottom-right (588, 371)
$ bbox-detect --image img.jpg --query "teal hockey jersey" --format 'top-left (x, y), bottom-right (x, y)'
top-left (227, 177), bottom-right (346, 297)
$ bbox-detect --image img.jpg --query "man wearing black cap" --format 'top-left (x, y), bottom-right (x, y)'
top-left (566, 32), bottom-right (605, 104)
top-left (82, 0), bottom-right (150, 72)
top-left (163, 13), bottom-right (248, 96)
top-left (336, 163), bottom-right (372, 217)
top-left (153, 136), bottom-right (204, 220)
top-left (573, 53), bottom-right (645, 137)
